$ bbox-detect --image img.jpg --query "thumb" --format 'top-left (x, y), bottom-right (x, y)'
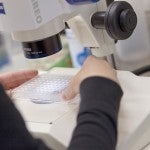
top-left (62, 81), bottom-right (78, 101)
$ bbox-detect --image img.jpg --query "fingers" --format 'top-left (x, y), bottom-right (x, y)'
top-left (4, 78), bottom-right (32, 90)
top-left (62, 55), bottom-right (119, 101)
top-left (62, 78), bottom-right (79, 101)
top-left (0, 70), bottom-right (38, 90)
top-left (62, 87), bottom-right (77, 101)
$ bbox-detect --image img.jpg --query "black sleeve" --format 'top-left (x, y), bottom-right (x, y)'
top-left (0, 84), bottom-right (50, 150)
top-left (68, 77), bottom-right (123, 150)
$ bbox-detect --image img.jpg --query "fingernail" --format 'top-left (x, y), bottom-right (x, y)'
top-left (31, 70), bottom-right (38, 76)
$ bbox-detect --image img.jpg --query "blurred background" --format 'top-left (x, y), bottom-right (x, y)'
top-left (1, 0), bottom-right (150, 76)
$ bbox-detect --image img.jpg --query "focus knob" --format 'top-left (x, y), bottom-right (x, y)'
top-left (120, 9), bottom-right (137, 32)
top-left (91, 1), bottom-right (137, 40)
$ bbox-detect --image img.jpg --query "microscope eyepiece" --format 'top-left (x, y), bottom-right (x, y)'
top-left (22, 34), bottom-right (62, 59)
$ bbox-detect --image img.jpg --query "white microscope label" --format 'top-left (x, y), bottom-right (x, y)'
top-left (0, 0), bottom-right (36, 31)
top-left (0, 0), bottom-right (65, 31)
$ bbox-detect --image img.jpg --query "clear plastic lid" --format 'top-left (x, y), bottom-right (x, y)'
top-left (12, 73), bottom-right (79, 104)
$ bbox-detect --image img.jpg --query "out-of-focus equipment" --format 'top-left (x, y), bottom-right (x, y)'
top-left (0, 0), bottom-right (137, 59)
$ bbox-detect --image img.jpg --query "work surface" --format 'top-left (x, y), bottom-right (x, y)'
top-left (13, 68), bottom-right (150, 150)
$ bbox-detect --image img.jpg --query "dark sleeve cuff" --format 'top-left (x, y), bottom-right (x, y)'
top-left (79, 77), bottom-right (123, 120)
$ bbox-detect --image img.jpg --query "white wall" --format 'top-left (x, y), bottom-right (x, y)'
top-left (115, 0), bottom-right (150, 71)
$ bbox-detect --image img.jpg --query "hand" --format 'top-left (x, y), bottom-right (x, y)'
top-left (0, 70), bottom-right (38, 91)
top-left (62, 56), bottom-right (118, 100)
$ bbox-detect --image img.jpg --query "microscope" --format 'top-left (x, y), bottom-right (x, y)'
top-left (0, 0), bottom-right (137, 59)
top-left (2, 1), bottom-right (150, 150)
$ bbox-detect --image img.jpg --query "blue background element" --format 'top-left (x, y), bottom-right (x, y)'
top-left (66, 0), bottom-right (99, 5)
top-left (77, 47), bottom-right (91, 66)
top-left (0, 3), bottom-right (5, 14)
